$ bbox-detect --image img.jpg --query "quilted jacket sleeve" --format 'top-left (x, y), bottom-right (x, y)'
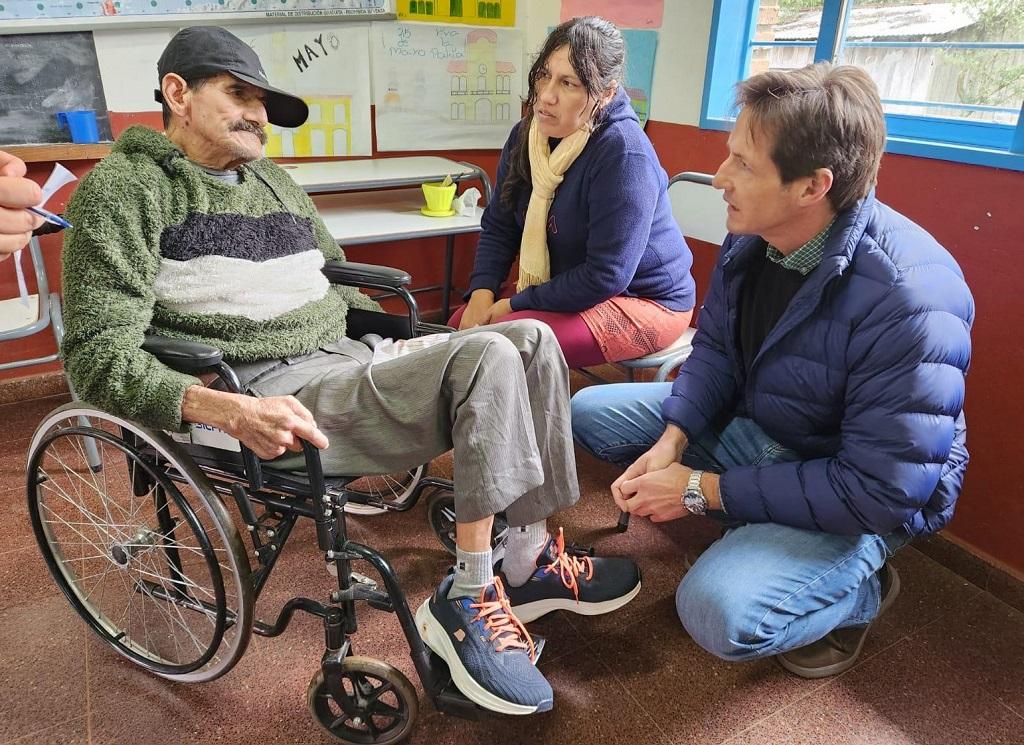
top-left (662, 236), bottom-right (740, 440)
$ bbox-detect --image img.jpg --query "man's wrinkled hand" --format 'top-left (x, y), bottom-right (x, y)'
top-left (229, 395), bottom-right (329, 460)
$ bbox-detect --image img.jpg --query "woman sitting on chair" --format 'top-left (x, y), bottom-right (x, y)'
top-left (450, 16), bottom-right (696, 368)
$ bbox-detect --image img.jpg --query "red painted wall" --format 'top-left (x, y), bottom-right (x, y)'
top-left (3, 116), bottom-right (1022, 575)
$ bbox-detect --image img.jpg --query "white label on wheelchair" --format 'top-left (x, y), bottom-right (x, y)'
top-left (169, 423), bottom-right (242, 452)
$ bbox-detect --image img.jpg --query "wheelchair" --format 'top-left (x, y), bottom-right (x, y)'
top-left (25, 260), bottom-right (513, 744)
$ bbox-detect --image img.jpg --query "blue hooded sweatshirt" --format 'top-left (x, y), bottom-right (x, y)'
top-left (467, 87), bottom-right (696, 314)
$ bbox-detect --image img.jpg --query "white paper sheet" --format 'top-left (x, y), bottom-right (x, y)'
top-left (13, 163), bottom-right (77, 308)
top-left (372, 22), bottom-right (522, 151)
top-left (229, 22), bottom-right (374, 157)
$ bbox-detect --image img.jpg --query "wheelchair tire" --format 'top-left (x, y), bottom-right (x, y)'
top-left (307, 657), bottom-right (418, 745)
top-left (426, 492), bottom-right (509, 556)
top-left (27, 403), bottom-right (254, 683)
top-left (341, 465), bottom-right (426, 516)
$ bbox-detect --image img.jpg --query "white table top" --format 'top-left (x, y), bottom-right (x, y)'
top-left (313, 188), bottom-right (483, 245)
top-left (282, 156), bottom-right (482, 194)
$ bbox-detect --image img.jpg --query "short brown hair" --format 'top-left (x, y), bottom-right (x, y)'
top-left (736, 63), bottom-right (886, 212)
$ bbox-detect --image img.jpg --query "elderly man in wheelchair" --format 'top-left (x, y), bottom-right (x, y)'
top-left (26, 26), bottom-right (641, 743)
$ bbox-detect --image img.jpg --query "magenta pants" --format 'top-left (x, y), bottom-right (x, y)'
top-left (447, 304), bottom-right (606, 368)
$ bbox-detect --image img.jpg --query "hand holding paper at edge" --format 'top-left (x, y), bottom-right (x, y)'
top-left (3, 160), bottom-right (77, 307)
top-left (0, 150), bottom-right (44, 261)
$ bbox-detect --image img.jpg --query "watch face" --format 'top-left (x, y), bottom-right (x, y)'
top-left (684, 491), bottom-right (707, 515)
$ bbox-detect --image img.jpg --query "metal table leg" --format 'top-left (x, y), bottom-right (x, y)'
top-left (442, 234), bottom-right (455, 321)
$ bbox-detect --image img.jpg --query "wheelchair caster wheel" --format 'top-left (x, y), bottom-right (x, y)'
top-left (307, 657), bottom-right (417, 745)
top-left (426, 493), bottom-right (509, 556)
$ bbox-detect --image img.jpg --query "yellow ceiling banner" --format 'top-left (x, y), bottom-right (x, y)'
top-left (397, 0), bottom-right (515, 27)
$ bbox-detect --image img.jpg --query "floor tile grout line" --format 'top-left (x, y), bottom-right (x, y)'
top-left (895, 617), bottom-right (1024, 731)
top-left (584, 639), bottom-right (678, 745)
top-left (7, 715), bottom-right (89, 744)
top-left (717, 628), bottom-right (926, 745)
top-left (996, 697), bottom-right (1024, 723)
top-left (714, 673), bottom-right (836, 745)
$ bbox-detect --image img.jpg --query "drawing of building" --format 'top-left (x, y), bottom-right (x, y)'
top-left (265, 95), bottom-right (352, 157)
top-left (626, 86), bottom-right (649, 124)
top-left (447, 30), bottom-right (516, 123)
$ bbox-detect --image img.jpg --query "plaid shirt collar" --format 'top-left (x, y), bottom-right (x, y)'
top-left (765, 218), bottom-right (836, 276)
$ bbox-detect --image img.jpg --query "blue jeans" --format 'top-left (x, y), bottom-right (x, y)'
top-left (571, 383), bottom-right (909, 661)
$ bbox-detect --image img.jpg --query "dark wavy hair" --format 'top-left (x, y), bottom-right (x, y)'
top-left (499, 16), bottom-right (625, 207)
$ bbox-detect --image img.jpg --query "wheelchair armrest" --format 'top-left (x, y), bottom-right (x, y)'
top-left (322, 260), bottom-right (411, 289)
top-left (143, 334), bottom-right (224, 374)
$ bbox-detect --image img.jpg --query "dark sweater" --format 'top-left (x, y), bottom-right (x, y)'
top-left (468, 87), bottom-right (696, 313)
top-left (738, 253), bottom-right (810, 374)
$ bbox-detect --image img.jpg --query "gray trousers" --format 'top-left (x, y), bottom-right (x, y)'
top-left (242, 319), bottom-right (579, 526)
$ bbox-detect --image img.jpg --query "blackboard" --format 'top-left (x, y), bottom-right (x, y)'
top-left (0, 32), bottom-right (113, 146)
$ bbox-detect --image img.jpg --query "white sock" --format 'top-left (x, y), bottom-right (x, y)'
top-left (502, 520), bottom-right (550, 587)
top-left (448, 546), bottom-right (494, 600)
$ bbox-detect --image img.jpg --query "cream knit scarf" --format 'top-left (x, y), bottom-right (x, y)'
top-left (516, 116), bottom-right (591, 291)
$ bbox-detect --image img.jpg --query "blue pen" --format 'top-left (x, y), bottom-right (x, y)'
top-left (28, 206), bottom-right (73, 230)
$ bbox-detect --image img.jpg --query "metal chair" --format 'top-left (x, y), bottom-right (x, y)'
top-left (615, 171), bottom-right (727, 383)
top-left (0, 228), bottom-right (99, 469)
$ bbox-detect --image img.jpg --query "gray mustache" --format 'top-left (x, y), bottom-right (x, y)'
top-left (232, 121), bottom-right (268, 144)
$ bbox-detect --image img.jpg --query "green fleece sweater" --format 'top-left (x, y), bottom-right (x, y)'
top-left (62, 125), bottom-right (379, 431)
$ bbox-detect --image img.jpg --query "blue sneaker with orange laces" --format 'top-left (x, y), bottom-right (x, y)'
top-left (501, 528), bottom-right (642, 623)
top-left (416, 574), bottom-right (553, 715)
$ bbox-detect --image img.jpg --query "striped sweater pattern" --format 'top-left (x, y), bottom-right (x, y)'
top-left (62, 125), bottom-right (379, 431)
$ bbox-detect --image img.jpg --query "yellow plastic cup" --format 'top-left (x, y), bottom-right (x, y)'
top-left (421, 181), bottom-right (457, 215)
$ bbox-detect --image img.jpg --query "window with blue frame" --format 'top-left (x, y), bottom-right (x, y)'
top-left (701, 0), bottom-right (1024, 170)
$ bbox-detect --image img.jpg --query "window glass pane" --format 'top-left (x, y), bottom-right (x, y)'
top-left (752, 0), bottom-right (823, 74)
top-left (841, 0), bottom-right (1022, 126)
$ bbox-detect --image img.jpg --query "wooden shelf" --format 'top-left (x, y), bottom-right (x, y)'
top-left (4, 143), bottom-right (113, 163)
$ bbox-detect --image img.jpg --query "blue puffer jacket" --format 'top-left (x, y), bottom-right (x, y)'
top-left (662, 191), bottom-right (974, 537)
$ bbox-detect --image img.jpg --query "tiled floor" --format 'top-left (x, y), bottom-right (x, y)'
top-left (1, 390), bottom-right (1023, 745)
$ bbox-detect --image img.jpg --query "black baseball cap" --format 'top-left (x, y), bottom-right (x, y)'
top-left (154, 26), bottom-right (308, 128)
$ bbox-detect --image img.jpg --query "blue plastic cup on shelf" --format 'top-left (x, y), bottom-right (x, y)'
top-left (56, 111), bottom-right (100, 144)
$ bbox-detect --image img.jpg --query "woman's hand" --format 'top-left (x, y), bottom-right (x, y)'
top-left (459, 289), bottom-right (496, 330)
top-left (482, 298), bottom-right (513, 324)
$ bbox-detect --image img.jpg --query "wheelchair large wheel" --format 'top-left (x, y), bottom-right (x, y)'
top-left (307, 657), bottom-right (418, 745)
top-left (341, 465), bottom-right (426, 516)
top-left (27, 403), bottom-right (254, 683)
top-left (426, 492), bottom-right (509, 556)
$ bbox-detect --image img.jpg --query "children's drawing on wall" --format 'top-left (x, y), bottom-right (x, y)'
top-left (559, 0), bottom-right (663, 29)
top-left (373, 22), bottom-right (522, 151)
top-left (397, 0), bottom-right (515, 27)
top-left (230, 22), bottom-right (373, 157)
top-left (623, 29), bottom-right (658, 127)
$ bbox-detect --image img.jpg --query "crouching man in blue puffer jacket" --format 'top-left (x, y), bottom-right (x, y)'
top-left (571, 62), bottom-right (974, 679)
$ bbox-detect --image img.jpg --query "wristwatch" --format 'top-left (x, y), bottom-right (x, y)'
top-left (682, 470), bottom-right (708, 516)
